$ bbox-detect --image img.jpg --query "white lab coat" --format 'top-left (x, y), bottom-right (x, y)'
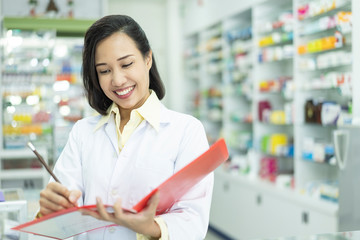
top-left (52, 103), bottom-right (214, 240)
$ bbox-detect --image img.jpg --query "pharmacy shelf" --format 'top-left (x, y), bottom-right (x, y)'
top-left (0, 148), bottom-right (49, 188)
top-left (222, 9), bottom-right (253, 160)
top-left (1, 18), bottom-right (89, 166)
top-left (0, 148), bottom-right (47, 160)
top-left (183, 0), bottom-right (358, 238)
top-left (0, 169), bottom-right (47, 180)
top-left (294, 0), bottom-right (353, 193)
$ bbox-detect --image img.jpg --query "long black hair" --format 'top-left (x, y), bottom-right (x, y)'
top-left (82, 15), bottom-right (165, 115)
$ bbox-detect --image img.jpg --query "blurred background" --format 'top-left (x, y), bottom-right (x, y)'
top-left (1, 0), bottom-right (360, 239)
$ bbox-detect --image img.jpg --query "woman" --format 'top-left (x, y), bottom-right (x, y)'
top-left (38, 15), bottom-right (213, 240)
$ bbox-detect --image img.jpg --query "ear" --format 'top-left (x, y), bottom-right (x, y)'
top-left (146, 50), bottom-right (153, 70)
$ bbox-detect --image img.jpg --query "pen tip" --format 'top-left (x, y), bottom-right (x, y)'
top-left (27, 142), bottom-right (35, 151)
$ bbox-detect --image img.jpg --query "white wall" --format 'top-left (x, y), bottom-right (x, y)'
top-left (165, 0), bottom-right (185, 113)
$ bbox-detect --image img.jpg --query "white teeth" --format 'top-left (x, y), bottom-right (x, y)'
top-left (116, 86), bottom-right (134, 96)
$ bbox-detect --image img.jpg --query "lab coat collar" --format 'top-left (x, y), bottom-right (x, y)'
top-left (159, 104), bottom-right (171, 124)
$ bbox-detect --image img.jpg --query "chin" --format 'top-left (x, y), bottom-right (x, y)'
top-left (118, 102), bottom-right (137, 110)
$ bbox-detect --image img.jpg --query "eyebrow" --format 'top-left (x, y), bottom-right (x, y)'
top-left (95, 54), bottom-right (134, 67)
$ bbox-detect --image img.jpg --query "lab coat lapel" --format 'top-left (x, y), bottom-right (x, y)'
top-left (104, 115), bottom-right (120, 156)
top-left (159, 104), bottom-right (171, 125)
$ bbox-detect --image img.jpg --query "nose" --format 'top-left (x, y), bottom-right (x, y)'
top-left (111, 68), bottom-right (126, 86)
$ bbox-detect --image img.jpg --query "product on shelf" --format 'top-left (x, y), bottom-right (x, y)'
top-left (258, 44), bottom-right (294, 63)
top-left (227, 130), bottom-right (252, 151)
top-left (304, 99), bottom-right (343, 126)
top-left (261, 134), bottom-right (293, 158)
top-left (297, 31), bottom-right (345, 55)
top-left (258, 32), bottom-right (293, 47)
top-left (256, 11), bottom-right (293, 35)
top-left (320, 182), bottom-right (339, 202)
top-left (226, 26), bottom-right (252, 42)
top-left (298, 50), bottom-right (352, 71)
top-left (258, 100), bottom-right (271, 122)
top-left (297, 0), bottom-right (350, 20)
top-left (258, 100), bottom-right (293, 124)
top-left (305, 180), bottom-right (339, 203)
top-left (259, 156), bottom-right (277, 182)
top-left (269, 111), bottom-right (286, 125)
top-left (270, 134), bottom-right (287, 155)
top-left (302, 137), bottom-right (336, 165)
top-left (276, 174), bottom-right (294, 189)
top-left (298, 11), bottom-right (352, 36)
top-left (258, 76), bottom-right (293, 93)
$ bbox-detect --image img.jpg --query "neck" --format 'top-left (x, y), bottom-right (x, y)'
top-left (119, 108), bottom-right (130, 133)
top-left (119, 108), bottom-right (131, 121)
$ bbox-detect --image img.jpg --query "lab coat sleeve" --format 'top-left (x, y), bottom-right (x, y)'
top-left (160, 118), bottom-right (213, 240)
top-left (52, 120), bottom-right (84, 206)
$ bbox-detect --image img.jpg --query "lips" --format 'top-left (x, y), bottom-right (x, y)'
top-left (114, 86), bottom-right (135, 99)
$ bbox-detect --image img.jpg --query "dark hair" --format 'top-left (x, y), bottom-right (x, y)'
top-left (82, 15), bottom-right (165, 115)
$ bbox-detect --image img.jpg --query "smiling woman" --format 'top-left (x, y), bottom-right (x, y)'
top-left (82, 15), bottom-right (165, 116)
top-left (37, 15), bottom-right (214, 240)
top-left (95, 32), bottom-right (152, 117)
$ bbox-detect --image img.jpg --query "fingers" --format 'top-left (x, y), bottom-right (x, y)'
top-left (112, 198), bottom-right (133, 228)
top-left (40, 183), bottom-right (72, 210)
top-left (39, 182), bottom-right (81, 216)
top-left (39, 197), bottom-right (63, 215)
top-left (149, 192), bottom-right (160, 207)
top-left (49, 183), bottom-right (81, 206)
top-left (96, 197), bottom-right (127, 226)
top-left (68, 190), bottom-right (82, 206)
top-left (91, 194), bottom-right (160, 235)
top-left (80, 208), bottom-right (101, 219)
top-left (113, 198), bottom-right (125, 219)
top-left (112, 193), bottom-right (160, 236)
top-left (39, 190), bottom-right (68, 211)
top-left (96, 197), bottom-right (113, 222)
top-left (143, 191), bottom-right (160, 214)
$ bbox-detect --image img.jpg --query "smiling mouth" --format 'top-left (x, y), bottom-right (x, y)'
top-left (115, 86), bottom-right (135, 96)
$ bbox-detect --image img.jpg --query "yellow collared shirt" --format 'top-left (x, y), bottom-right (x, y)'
top-left (94, 91), bottom-right (168, 240)
top-left (95, 91), bottom-right (161, 152)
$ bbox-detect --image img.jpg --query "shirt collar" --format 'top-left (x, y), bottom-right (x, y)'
top-left (94, 90), bottom-right (161, 132)
top-left (137, 90), bottom-right (161, 132)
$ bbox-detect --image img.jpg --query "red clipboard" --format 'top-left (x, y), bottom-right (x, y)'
top-left (12, 138), bottom-right (229, 239)
top-left (134, 137), bottom-right (229, 214)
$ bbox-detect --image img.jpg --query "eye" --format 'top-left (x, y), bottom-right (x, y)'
top-left (98, 69), bottom-right (110, 74)
top-left (122, 62), bottom-right (133, 68)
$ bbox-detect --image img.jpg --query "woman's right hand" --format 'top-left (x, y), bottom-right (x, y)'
top-left (39, 182), bottom-right (82, 216)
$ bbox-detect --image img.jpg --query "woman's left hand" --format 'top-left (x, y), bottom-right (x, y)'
top-left (81, 192), bottom-right (161, 238)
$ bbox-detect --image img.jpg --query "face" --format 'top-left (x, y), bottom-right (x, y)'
top-left (95, 32), bottom-right (152, 114)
